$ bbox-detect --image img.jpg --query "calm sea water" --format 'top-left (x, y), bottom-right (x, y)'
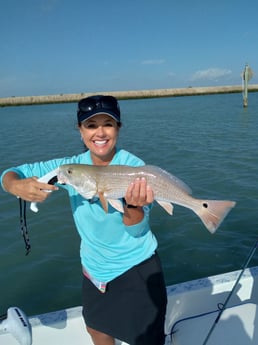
top-left (1, 92), bottom-right (258, 316)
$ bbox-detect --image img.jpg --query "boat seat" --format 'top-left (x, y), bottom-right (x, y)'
top-left (171, 302), bottom-right (258, 345)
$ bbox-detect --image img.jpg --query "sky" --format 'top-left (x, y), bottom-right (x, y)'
top-left (0, 0), bottom-right (258, 97)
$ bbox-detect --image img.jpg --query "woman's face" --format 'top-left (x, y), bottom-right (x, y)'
top-left (79, 114), bottom-right (120, 165)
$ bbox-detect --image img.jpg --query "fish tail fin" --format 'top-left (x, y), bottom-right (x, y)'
top-left (194, 200), bottom-right (236, 234)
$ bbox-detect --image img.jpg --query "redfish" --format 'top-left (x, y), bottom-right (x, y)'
top-left (57, 164), bottom-right (236, 234)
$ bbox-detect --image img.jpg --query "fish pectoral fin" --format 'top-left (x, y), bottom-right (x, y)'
top-left (108, 199), bottom-right (124, 213)
top-left (99, 192), bottom-right (109, 213)
top-left (156, 201), bottom-right (174, 215)
top-left (78, 188), bottom-right (96, 200)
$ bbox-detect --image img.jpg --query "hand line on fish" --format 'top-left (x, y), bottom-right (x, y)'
top-left (57, 164), bottom-right (236, 234)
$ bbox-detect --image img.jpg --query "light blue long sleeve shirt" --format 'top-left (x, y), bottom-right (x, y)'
top-left (1, 149), bottom-right (157, 283)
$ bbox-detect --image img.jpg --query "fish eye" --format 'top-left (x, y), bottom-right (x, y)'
top-left (67, 168), bottom-right (73, 175)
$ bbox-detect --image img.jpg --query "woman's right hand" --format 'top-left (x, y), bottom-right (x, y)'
top-left (2, 171), bottom-right (58, 202)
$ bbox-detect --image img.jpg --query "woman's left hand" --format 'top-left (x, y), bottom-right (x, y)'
top-left (124, 178), bottom-right (154, 207)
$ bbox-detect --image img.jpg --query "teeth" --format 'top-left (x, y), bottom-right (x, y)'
top-left (94, 140), bottom-right (107, 145)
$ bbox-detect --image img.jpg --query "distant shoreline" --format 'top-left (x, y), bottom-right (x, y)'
top-left (1, 84), bottom-right (258, 107)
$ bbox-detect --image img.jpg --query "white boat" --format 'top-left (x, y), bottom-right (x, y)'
top-left (1, 264), bottom-right (258, 345)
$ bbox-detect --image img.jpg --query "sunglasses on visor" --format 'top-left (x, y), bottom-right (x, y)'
top-left (77, 95), bottom-right (121, 123)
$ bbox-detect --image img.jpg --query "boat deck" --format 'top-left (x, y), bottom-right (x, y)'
top-left (2, 266), bottom-right (258, 344)
top-left (172, 302), bottom-right (258, 344)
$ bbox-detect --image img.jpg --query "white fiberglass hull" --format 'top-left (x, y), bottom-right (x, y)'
top-left (1, 266), bottom-right (258, 345)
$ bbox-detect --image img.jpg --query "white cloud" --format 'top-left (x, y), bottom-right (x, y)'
top-left (191, 68), bottom-right (232, 81)
top-left (141, 59), bottom-right (165, 65)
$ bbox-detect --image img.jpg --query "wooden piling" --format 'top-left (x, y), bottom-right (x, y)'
top-left (242, 64), bottom-right (254, 108)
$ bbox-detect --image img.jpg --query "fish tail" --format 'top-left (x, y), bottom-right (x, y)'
top-left (194, 200), bottom-right (236, 234)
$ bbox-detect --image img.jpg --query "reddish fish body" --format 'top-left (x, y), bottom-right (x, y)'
top-left (57, 164), bottom-right (236, 234)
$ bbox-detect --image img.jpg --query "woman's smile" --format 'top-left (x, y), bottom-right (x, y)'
top-left (79, 114), bottom-right (120, 164)
top-left (93, 139), bottom-right (109, 146)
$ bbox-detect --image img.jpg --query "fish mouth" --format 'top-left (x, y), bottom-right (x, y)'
top-left (56, 169), bottom-right (67, 185)
top-left (48, 176), bottom-right (58, 185)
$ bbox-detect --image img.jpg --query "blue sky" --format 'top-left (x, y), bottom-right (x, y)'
top-left (1, 0), bottom-right (257, 97)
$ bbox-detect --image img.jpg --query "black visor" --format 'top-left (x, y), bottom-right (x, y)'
top-left (77, 95), bottom-right (121, 123)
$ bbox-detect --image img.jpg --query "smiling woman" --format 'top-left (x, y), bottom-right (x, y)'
top-left (0, 95), bottom-right (167, 345)
top-left (77, 96), bottom-right (123, 166)
top-left (77, 96), bottom-right (122, 166)
top-left (79, 115), bottom-right (120, 165)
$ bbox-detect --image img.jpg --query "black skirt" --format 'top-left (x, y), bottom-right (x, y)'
top-left (82, 252), bottom-right (167, 345)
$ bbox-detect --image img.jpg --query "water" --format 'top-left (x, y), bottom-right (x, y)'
top-left (1, 93), bottom-right (258, 316)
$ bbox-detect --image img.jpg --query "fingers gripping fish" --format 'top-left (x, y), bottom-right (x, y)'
top-left (30, 169), bottom-right (58, 213)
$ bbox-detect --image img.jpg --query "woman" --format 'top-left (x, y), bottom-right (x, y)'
top-left (1, 95), bottom-right (167, 345)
